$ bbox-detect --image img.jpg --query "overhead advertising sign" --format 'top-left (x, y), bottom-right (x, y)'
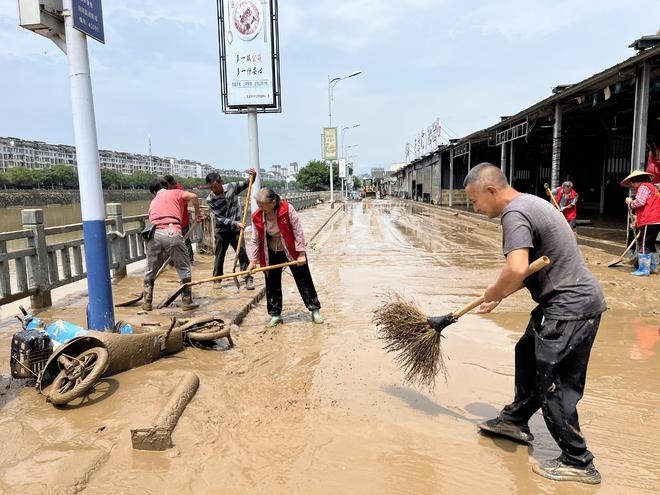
top-left (338, 158), bottom-right (347, 178)
top-left (406, 118), bottom-right (442, 162)
top-left (72, 0), bottom-right (105, 43)
top-left (217, 0), bottom-right (281, 113)
top-left (323, 127), bottom-right (337, 161)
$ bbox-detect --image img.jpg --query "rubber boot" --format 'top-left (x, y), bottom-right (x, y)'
top-left (311, 309), bottom-right (324, 324)
top-left (141, 280), bottom-right (154, 311)
top-left (180, 278), bottom-right (199, 311)
top-left (267, 315), bottom-right (283, 327)
top-left (650, 252), bottom-right (659, 274)
top-left (631, 253), bottom-right (651, 276)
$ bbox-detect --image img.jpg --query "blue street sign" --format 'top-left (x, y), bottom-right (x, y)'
top-left (72, 0), bottom-right (105, 43)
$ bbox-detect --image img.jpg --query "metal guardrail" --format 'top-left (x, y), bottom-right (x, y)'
top-left (0, 193), bottom-right (321, 309)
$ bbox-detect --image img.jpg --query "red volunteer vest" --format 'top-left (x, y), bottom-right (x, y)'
top-left (251, 200), bottom-right (298, 266)
top-left (635, 182), bottom-right (660, 227)
top-left (555, 188), bottom-right (578, 221)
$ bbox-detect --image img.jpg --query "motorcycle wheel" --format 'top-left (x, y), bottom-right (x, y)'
top-left (47, 347), bottom-right (109, 405)
top-left (187, 322), bottom-right (230, 342)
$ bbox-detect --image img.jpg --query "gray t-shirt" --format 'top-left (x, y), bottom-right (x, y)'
top-left (501, 194), bottom-right (607, 320)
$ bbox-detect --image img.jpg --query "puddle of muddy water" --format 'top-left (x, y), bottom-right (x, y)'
top-left (0, 201), bottom-right (658, 494)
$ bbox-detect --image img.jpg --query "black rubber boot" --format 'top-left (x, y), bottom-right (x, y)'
top-left (141, 280), bottom-right (154, 311)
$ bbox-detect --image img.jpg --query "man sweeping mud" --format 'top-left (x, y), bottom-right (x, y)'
top-left (463, 163), bottom-right (607, 484)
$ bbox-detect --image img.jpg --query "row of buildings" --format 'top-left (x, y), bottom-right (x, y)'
top-left (392, 35), bottom-right (660, 222)
top-left (0, 136), bottom-right (215, 178)
top-left (0, 137), bottom-right (301, 181)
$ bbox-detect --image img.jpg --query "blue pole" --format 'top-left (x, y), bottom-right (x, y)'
top-left (64, 0), bottom-right (114, 330)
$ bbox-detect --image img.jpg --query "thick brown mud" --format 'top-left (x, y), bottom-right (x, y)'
top-left (0, 200), bottom-right (658, 494)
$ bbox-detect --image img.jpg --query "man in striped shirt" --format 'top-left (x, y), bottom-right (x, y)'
top-left (206, 168), bottom-right (257, 290)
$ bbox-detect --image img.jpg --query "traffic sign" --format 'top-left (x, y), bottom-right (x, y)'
top-left (72, 0), bottom-right (104, 43)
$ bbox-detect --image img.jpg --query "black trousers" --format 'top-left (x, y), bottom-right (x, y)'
top-left (213, 228), bottom-right (249, 277)
top-left (638, 224), bottom-right (660, 254)
top-left (265, 249), bottom-right (321, 316)
top-left (499, 307), bottom-right (601, 467)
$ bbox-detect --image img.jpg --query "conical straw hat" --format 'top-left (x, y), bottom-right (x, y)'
top-left (620, 170), bottom-right (655, 188)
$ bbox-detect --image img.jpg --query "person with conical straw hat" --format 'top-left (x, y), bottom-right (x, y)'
top-left (621, 170), bottom-right (660, 276)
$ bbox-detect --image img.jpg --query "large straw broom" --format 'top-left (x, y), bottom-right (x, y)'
top-left (373, 256), bottom-right (550, 389)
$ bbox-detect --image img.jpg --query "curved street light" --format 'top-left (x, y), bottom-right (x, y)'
top-left (327, 71), bottom-right (362, 207)
top-left (341, 123), bottom-right (360, 158)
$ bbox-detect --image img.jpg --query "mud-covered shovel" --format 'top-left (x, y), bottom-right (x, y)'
top-left (157, 260), bottom-right (300, 309)
top-left (607, 231), bottom-right (640, 267)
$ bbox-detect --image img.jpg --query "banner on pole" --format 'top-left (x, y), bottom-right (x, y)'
top-left (323, 128), bottom-right (337, 161)
top-left (217, 0), bottom-right (281, 113)
top-left (338, 158), bottom-right (347, 178)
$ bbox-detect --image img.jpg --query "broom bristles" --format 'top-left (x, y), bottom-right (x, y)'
top-left (373, 293), bottom-right (448, 389)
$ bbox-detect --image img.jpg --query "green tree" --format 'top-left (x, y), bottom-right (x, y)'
top-left (101, 168), bottom-right (123, 189)
top-left (6, 167), bottom-right (37, 189)
top-left (352, 176), bottom-right (362, 189)
top-left (296, 160), bottom-right (339, 191)
top-left (47, 165), bottom-right (78, 189)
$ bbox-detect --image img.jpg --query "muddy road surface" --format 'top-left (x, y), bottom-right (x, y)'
top-left (0, 200), bottom-right (658, 494)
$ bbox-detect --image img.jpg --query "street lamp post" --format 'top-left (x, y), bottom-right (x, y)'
top-left (341, 124), bottom-right (360, 201)
top-left (328, 71), bottom-right (361, 207)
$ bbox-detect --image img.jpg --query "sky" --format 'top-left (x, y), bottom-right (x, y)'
top-left (1, 1), bottom-right (659, 175)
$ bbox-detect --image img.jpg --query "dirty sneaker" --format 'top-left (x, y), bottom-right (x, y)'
top-left (311, 309), bottom-right (324, 324)
top-left (267, 315), bottom-right (283, 328)
top-left (245, 276), bottom-right (255, 291)
top-left (478, 417), bottom-right (534, 444)
top-left (532, 458), bottom-right (601, 484)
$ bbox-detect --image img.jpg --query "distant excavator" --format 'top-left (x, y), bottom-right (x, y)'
top-left (362, 178), bottom-right (377, 198)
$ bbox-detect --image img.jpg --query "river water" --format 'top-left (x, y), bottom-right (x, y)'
top-left (0, 201), bottom-right (152, 233)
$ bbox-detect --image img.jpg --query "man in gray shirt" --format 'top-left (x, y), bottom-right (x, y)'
top-left (206, 169), bottom-right (256, 290)
top-left (463, 163), bottom-right (606, 485)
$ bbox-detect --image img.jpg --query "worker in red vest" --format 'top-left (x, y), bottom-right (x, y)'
top-left (548, 181), bottom-right (579, 231)
top-left (247, 188), bottom-right (323, 327)
top-left (622, 170), bottom-right (660, 276)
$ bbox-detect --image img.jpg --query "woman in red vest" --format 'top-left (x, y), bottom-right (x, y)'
top-left (622, 170), bottom-right (660, 276)
top-left (247, 188), bottom-right (323, 327)
top-left (550, 181), bottom-right (579, 231)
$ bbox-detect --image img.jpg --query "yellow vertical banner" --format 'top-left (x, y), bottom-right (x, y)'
top-left (323, 127), bottom-right (338, 160)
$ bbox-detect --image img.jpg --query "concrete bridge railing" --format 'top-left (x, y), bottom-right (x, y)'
top-left (0, 193), bottom-right (320, 310)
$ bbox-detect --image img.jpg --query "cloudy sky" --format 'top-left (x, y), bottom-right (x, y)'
top-left (1, 1), bottom-right (659, 174)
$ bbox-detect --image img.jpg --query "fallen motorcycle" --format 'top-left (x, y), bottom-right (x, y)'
top-left (10, 307), bottom-right (231, 406)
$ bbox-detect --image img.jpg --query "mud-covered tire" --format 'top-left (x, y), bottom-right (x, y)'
top-left (47, 347), bottom-right (109, 405)
top-left (187, 322), bottom-right (230, 342)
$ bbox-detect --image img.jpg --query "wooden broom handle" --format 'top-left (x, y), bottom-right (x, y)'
top-left (544, 183), bottom-right (561, 211)
top-left (232, 173), bottom-right (255, 272)
top-left (452, 256), bottom-right (551, 319)
top-left (187, 260), bottom-right (299, 288)
top-left (621, 231), bottom-right (640, 258)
